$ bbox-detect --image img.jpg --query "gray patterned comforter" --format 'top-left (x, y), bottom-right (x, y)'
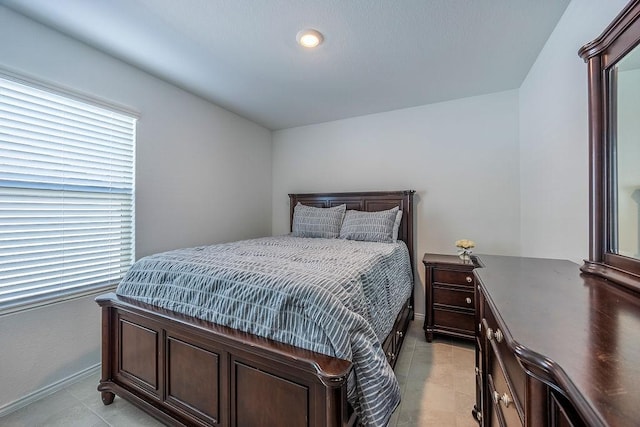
top-left (116, 235), bottom-right (413, 427)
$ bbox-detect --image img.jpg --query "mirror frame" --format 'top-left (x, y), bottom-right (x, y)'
top-left (579, 0), bottom-right (640, 294)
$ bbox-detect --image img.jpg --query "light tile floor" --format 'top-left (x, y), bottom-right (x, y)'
top-left (0, 321), bottom-right (477, 426)
top-left (389, 320), bottom-right (477, 427)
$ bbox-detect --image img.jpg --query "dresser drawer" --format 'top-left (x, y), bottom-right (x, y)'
top-left (433, 286), bottom-right (475, 310)
top-left (483, 304), bottom-right (526, 420)
top-left (491, 350), bottom-right (523, 426)
top-left (550, 392), bottom-right (585, 427)
top-left (433, 269), bottom-right (475, 286)
top-left (433, 308), bottom-right (475, 332)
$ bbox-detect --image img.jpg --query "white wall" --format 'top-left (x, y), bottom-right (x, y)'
top-left (519, 0), bottom-right (629, 262)
top-left (2, 0), bottom-right (635, 414)
top-left (0, 6), bottom-right (271, 412)
top-left (272, 90), bottom-right (521, 316)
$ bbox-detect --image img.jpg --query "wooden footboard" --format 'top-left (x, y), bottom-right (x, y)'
top-left (96, 293), bottom-right (354, 427)
top-left (96, 293), bottom-right (413, 427)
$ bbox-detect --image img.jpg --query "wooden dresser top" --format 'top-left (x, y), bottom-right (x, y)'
top-left (475, 255), bottom-right (640, 427)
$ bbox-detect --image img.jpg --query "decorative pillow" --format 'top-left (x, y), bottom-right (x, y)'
top-left (292, 203), bottom-right (346, 238)
top-left (339, 207), bottom-right (399, 243)
top-left (392, 209), bottom-right (403, 242)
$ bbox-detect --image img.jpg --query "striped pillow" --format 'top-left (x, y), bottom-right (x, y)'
top-left (340, 207), bottom-right (399, 243)
top-left (292, 203), bottom-right (346, 238)
top-left (392, 209), bottom-right (403, 241)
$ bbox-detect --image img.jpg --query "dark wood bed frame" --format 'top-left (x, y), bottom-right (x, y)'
top-left (96, 190), bottom-right (415, 427)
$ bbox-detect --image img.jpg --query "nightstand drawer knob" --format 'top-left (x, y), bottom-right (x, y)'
top-left (465, 297), bottom-right (472, 304)
top-left (396, 331), bottom-right (403, 338)
top-left (493, 391), bottom-right (500, 404)
top-left (495, 328), bottom-right (504, 343)
top-left (466, 276), bottom-right (473, 283)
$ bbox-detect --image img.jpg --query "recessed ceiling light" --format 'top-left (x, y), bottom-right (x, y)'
top-left (296, 29), bottom-right (323, 48)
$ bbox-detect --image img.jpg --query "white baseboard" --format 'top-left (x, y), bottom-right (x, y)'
top-left (0, 363), bottom-right (100, 418)
top-left (413, 312), bottom-right (425, 321)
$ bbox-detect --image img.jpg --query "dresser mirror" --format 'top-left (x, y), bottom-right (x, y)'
top-left (579, 0), bottom-right (640, 293)
top-left (614, 45), bottom-right (640, 260)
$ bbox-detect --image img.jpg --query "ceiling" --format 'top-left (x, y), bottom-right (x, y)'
top-left (3, 0), bottom-right (570, 130)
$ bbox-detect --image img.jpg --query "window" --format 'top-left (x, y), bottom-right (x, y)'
top-left (0, 75), bottom-right (136, 313)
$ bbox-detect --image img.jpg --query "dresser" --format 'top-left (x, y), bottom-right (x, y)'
top-left (473, 255), bottom-right (640, 426)
top-left (471, 1), bottom-right (640, 425)
top-left (422, 253), bottom-right (478, 342)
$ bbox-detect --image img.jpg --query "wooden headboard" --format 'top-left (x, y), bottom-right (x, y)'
top-left (288, 190), bottom-right (416, 274)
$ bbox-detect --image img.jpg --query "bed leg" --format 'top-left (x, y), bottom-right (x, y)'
top-left (101, 391), bottom-right (115, 405)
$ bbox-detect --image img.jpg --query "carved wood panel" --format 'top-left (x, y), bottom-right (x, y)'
top-left (118, 318), bottom-right (158, 393)
top-left (233, 360), bottom-right (309, 427)
top-left (166, 336), bottom-right (221, 424)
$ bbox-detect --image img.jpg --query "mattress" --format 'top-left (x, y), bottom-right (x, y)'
top-left (116, 235), bottom-right (413, 427)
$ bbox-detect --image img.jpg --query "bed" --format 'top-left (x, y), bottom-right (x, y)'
top-left (96, 190), bottom-right (415, 427)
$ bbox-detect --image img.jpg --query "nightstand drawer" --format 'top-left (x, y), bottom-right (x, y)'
top-left (433, 269), bottom-right (475, 286)
top-left (433, 308), bottom-right (475, 332)
top-left (433, 286), bottom-right (475, 310)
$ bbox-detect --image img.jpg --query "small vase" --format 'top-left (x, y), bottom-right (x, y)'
top-left (458, 250), bottom-right (471, 261)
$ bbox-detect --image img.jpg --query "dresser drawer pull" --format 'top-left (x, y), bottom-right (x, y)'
top-left (387, 351), bottom-right (396, 361)
top-left (465, 297), bottom-right (472, 304)
top-left (501, 392), bottom-right (513, 408)
top-left (486, 328), bottom-right (494, 341)
top-left (493, 390), bottom-right (500, 404)
top-left (396, 331), bottom-right (404, 338)
top-left (466, 276), bottom-right (473, 283)
top-left (495, 328), bottom-right (504, 343)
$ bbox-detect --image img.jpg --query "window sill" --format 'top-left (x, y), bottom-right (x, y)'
top-left (0, 283), bottom-right (119, 317)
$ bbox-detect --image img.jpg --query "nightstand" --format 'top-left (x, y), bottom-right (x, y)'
top-left (423, 253), bottom-right (478, 342)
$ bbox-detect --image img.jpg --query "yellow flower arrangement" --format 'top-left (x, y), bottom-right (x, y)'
top-left (455, 239), bottom-right (475, 250)
top-left (455, 239), bottom-right (475, 260)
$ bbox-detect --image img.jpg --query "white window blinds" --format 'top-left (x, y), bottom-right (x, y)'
top-left (0, 76), bottom-right (136, 313)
